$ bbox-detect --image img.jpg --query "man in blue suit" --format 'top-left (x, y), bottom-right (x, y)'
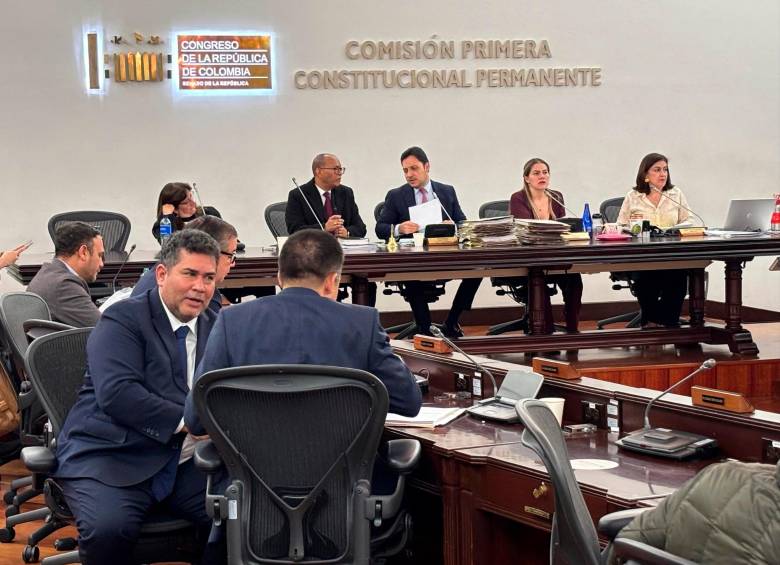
top-left (376, 146), bottom-right (482, 337)
top-left (55, 230), bottom-right (224, 565)
top-left (185, 228), bottom-right (422, 437)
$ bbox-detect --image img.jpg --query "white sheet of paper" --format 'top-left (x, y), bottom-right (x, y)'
top-left (409, 199), bottom-right (443, 230)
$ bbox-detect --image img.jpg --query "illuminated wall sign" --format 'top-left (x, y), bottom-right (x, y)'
top-left (176, 34), bottom-right (272, 92)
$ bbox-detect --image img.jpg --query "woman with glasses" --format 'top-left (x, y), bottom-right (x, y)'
top-left (152, 182), bottom-right (222, 243)
top-left (509, 157), bottom-right (583, 333)
top-left (617, 153), bottom-right (691, 328)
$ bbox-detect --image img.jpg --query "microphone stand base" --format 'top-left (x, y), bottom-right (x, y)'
top-left (616, 428), bottom-right (718, 460)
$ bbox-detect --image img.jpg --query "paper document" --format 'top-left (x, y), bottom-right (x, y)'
top-left (409, 199), bottom-right (443, 230)
top-left (386, 406), bottom-right (465, 428)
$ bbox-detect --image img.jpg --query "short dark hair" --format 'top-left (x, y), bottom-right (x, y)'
top-left (185, 215), bottom-right (237, 251)
top-left (400, 146), bottom-right (429, 165)
top-left (634, 153), bottom-right (674, 194)
top-left (159, 229), bottom-right (220, 270)
top-left (54, 222), bottom-right (102, 257)
top-left (522, 157), bottom-right (551, 190)
top-left (279, 229), bottom-right (343, 282)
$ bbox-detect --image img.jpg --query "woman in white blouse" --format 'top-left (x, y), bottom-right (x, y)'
top-left (618, 153), bottom-right (690, 327)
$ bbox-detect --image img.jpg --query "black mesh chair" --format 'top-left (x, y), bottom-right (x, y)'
top-left (374, 202), bottom-right (446, 338)
top-left (515, 399), bottom-right (694, 565)
top-left (265, 201), bottom-right (289, 238)
top-left (47, 211), bottom-right (131, 254)
top-left (20, 328), bottom-right (201, 564)
top-left (23, 320), bottom-right (75, 343)
top-left (193, 364), bottom-right (420, 564)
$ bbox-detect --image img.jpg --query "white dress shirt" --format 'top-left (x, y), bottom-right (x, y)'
top-left (617, 186), bottom-right (691, 228)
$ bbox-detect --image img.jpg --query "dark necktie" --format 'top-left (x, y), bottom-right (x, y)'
top-left (324, 192), bottom-right (334, 219)
top-left (150, 325), bottom-right (190, 501)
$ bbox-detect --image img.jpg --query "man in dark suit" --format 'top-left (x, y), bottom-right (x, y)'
top-left (27, 222), bottom-right (104, 327)
top-left (132, 215), bottom-right (239, 314)
top-left (184, 228), bottom-right (422, 437)
top-left (376, 146), bottom-right (481, 337)
top-left (55, 230), bottom-right (224, 565)
top-left (285, 152), bottom-right (376, 305)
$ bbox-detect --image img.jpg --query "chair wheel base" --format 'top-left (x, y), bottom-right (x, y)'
top-left (0, 526), bottom-right (16, 543)
top-left (54, 537), bottom-right (78, 551)
top-left (3, 491), bottom-right (16, 505)
top-left (22, 544), bottom-right (40, 563)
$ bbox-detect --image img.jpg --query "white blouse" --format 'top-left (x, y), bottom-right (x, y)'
top-left (616, 186), bottom-right (691, 228)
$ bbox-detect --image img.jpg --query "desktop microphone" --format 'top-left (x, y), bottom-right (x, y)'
top-left (616, 358), bottom-right (719, 460)
top-left (292, 177), bottom-right (325, 230)
top-left (111, 244), bottom-right (136, 294)
top-left (434, 197), bottom-right (459, 236)
top-left (430, 326), bottom-right (498, 397)
top-left (544, 189), bottom-right (580, 219)
top-left (191, 181), bottom-right (205, 209)
top-left (650, 186), bottom-right (707, 228)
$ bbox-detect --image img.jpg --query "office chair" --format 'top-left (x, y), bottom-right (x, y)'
top-left (264, 201), bottom-right (289, 238)
top-left (192, 364), bottom-right (421, 564)
top-left (47, 211), bottom-right (132, 301)
top-left (0, 292), bottom-right (49, 532)
top-left (514, 399), bottom-right (693, 565)
top-left (23, 320), bottom-right (75, 343)
top-left (20, 328), bottom-right (201, 565)
top-left (374, 202), bottom-right (447, 338)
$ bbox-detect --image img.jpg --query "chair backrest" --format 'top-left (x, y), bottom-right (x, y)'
top-left (0, 292), bottom-right (51, 371)
top-left (515, 399), bottom-right (601, 565)
top-left (478, 200), bottom-right (510, 219)
top-left (24, 328), bottom-right (91, 436)
top-left (193, 364), bottom-right (389, 564)
top-left (600, 197), bottom-right (625, 223)
top-left (374, 202), bottom-right (384, 223)
top-left (48, 211), bottom-right (131, 253)
top-left (265, 201), bottom-right (289, 238)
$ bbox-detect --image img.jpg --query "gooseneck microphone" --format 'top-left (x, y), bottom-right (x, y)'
top-left (544, 189), bottom-right (579, 218)
top-left (292, 177), bottom-right (325, 230)
top-left (111, 244), bottom-right (136, 294)
top-left (430, 326), bottom-right (498, 396)
top-left (644, 359), bottom-right (716, 429)
top-left (431, 193), bottom-right (459, 236)
top-left (650, 186), bottom-right (707, 228)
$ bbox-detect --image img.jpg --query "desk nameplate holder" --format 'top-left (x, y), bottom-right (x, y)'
top-left (691, 386), bottom-right (755, 414)
top-left (532, 357), bottom-right (580, 380)
top-left (413, 335), bottom-right (453, 354)
top-left (426, 236), bottom-right (459, 246)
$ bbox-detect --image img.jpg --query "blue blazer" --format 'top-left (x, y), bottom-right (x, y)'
top-left (375, 180), bottom-right (466, 240)
top-left (185, 287), bottom-right (422, 435)
top-left (132, 266), bottom-right (223, 314)
top-left (55, 289), bottom-right (216, 487)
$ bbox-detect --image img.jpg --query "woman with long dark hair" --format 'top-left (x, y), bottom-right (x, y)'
top-left (152, 182), bottom-right (221, 243)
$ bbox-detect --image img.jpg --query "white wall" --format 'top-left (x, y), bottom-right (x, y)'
top-left (1, 0), bottom-right (779, 312)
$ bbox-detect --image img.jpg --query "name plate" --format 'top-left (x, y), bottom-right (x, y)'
top-left (532, 357), bottom-right (580, 380)
top-left (413, 334), bottom-right (453, 354)
top-left (691, 386), bottom-right (754, 414)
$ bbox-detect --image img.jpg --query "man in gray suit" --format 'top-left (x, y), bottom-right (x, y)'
top-left (27, 222), bottom-right (104, 327)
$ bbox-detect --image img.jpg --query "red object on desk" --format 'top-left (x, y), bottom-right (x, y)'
top-left (596, 232), bottom-right (632, 241)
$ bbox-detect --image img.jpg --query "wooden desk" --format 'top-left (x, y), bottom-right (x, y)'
top-left (388, 344), bottom-right (780, 565)
top-left (10, 235), bottom-right (780, 354)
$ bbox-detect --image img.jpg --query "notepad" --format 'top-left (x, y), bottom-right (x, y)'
top-left (385, 406), bottom-right (466, 428)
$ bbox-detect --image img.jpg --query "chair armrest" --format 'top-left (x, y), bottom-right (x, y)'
top-left (598, 508), bottom-right (648, 540)
top-left (21, 446), bottom-right (56, 473)
top-left (613, 538), bottom-right (698, 565)
top-left (380, 439), bottom-right (421, 474)
top-left (193, 440), bottom-right (223, 474)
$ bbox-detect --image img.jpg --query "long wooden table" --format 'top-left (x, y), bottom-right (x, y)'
top-left (388, 342), bottom-right (780, 565)
top-left (9, 235), bottom-right (780, 354)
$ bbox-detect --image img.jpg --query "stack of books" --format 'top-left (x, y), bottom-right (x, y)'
top-left (515, 219), bottom-right (571, 244)
top-left (459, 216), bottom-right (518, 247)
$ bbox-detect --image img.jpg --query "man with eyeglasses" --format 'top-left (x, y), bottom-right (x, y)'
top-left (285, 153), bottom-right (367, 238)
top-left (28, 221), bottom-right (105, 327)
top-left (132, 216), bottom-right (238, 313)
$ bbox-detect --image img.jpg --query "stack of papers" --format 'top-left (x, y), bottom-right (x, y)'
top-left (459, 216), bottom-right (518, 247)
top-left (515, 219), bottom-right (571, 244)
top-left (385, 406), bottom-right (466, 428)
top-left (339, 238), bottom-right (376, 251)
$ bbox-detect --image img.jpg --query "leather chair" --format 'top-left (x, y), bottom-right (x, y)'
top-left (373, 202), bottom-right (446, 338)
top-left (192, 364), bottom-right (421, 564)
top-left (20, 328), bottom-right (201, 564)
top-left (515, 399), bottom-right (695, 565)
top-left (264, 201), bottom-right (289, 238)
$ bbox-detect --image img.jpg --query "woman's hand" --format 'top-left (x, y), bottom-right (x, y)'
top-left (0, 242), bottom-right (31, 268)
top-left (161, 204), bottom-right (176, 215)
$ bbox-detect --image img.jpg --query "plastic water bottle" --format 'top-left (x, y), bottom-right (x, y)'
top-left (591, 213), bottom-right (603, 235)
top-left (771, 194), bottom-right (780, 233)
top-left (582, 203), bottom-right (593, 235)
top-left (159, 216), bottom-right (172, 244)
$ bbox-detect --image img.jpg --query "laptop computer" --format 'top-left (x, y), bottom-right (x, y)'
top-left (706, 198), bottom-right (775, 236)
top-left (467, 370), bottom-right (544, 423)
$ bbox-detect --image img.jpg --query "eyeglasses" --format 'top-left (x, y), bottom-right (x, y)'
top-left (220, 250), bottom-right (237, 263)
top-left (320, 167), bottom-right (346, 174)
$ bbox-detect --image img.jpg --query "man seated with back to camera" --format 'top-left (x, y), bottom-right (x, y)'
top-left (54, 230), bottom-right (227, 565)
top-left (376, 146), bottom-right (481, 337)
top-left (133, 215), bottom-right (239, 313)
top-left (27, 222), bottom-right (104, 328)
top-left (285, 152), bottom-right (377, 306)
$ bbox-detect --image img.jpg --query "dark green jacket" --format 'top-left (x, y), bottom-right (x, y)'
top-left (612, 461), bottom-right (780, 564)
